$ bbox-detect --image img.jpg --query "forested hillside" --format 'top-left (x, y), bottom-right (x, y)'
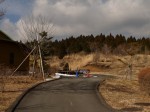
top-left (25, 33), bottom-right (150, 59)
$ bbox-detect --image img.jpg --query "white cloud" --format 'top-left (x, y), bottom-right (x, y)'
top-left (0, 18), bottom-right (30, 41)
top-left (32, 0), bottom-right (150, 38)
top-left (0, 18), bottom-right (20, 40)
top-left (1, 0), bottom-right (150, 40)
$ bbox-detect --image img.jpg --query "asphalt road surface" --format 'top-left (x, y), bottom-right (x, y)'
top-left (8, 76), bottom-right (118, 112)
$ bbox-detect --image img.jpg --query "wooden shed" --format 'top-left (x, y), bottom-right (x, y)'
top-left (0, 30), bottom-right (29, 72)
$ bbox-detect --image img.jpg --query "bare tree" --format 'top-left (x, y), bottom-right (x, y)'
top-left (0, 0), bottom-right (7, 101)
top-left (102, 44), bottom-right (111, 62)
top-left (19, 15), bottom-right (54, 41)
top-left (0, 0), bottom-right (5, 19)
top-left (13, 15), bottom-right (54, 80)
top-left (143, 46), bottom-right (149, 67)
top-left (117, 43), bottom-right (141, 80)
top-left (89, 42), bottom-right (100, 64)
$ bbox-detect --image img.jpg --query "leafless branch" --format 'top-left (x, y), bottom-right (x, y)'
top-left (19, 14), bottom-right (54, 42)
top-left (0, 0), bottom-right (5, 19)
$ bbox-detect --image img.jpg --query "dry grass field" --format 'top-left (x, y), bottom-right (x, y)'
top-left (49, 53), bottom-right (150, 112)
top-left (0, 76), bottom-right (42, 112)
top-left (1, 53), bottom-right (150, 112)
top-left (100, 78), bottom-right (150, 112)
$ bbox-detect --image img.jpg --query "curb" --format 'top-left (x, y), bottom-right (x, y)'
top-left (6, 78), bottom-right (60, 112)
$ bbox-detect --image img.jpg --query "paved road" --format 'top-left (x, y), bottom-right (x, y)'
top-left (8, 76), bottom-right (118, 112)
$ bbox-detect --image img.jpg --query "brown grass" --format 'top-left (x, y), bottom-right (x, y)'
top-left (81, 65), bottom-right (102, 72)
top-left (0, 76), bottom-right (42, 112)
top-left (1, 53), bottom-right (150, 111)
top-left (47, 53), bottom-right (150, 112)
top-left (48, 53), bottom-right (94, 70)
top-left (138, 68), bottom-right (150, 95)
top-left (100, 78), bottom-right (150, 112)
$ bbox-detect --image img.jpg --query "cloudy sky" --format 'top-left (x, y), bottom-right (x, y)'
top-left (0, 0), bottom-right (150, 41)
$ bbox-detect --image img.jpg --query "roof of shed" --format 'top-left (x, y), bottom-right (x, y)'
top-left (0, 30), bottom-right (13, 41)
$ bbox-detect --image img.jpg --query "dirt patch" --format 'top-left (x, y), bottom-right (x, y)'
top-left (99, 78), bottom-right (150, 112)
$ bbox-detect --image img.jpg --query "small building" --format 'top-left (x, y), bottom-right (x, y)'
top-left (0, 30), bottom-right (29, 72)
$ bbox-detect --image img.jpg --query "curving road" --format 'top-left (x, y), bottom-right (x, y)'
top-left (7, 76), bottom-right (118, 112)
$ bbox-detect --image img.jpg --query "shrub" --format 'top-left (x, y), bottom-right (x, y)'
top-left (138, 68), bottom-right (150, 95)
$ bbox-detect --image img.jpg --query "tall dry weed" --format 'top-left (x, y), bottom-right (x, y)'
top-left (66, 53), bottom-right (93, 70)
top-left (0, 65), bottom-right (13, 93)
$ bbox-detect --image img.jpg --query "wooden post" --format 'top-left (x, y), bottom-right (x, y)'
top-left (32, 52), bottom-right (36, 77)
top-left (38, 45), bottom-right (45, 81)
top-left (37, 34), bottom-right (45, 81)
